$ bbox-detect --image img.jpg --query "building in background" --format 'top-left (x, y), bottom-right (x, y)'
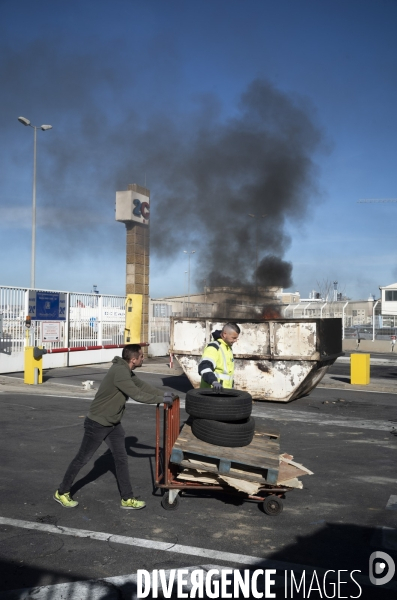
top-left (276, 290), bottom-right (300, 304)
top-left (379, 283), bottom-right (397, 317)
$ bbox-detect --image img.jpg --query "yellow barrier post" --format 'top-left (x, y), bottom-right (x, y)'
top-left (24, 346), bottom-right (45, 385)
top-left (350, 353), bottom-right (370, 385)
top-left (124, 294), bottom-right (143, 344)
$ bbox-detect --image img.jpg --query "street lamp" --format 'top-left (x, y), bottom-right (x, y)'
top-left (248, 213), bottom-right (266, 302)
top-left (18, 116), bottom-right (53, 289)
top-left (183, 250), bottom-right (196, 316)
top-left (183, 270), bottom-right (188, 315)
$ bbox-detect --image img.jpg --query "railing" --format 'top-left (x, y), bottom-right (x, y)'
top-left (283, 300), bottom-right (397, 340)
top-left (0, 286), bottom-right (27, 354)
top-left (149, 300), bottom-right (215, 356)
top-left (0, 286), bottom-right (125, 372)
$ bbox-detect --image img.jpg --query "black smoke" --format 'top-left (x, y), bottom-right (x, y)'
top-left (146, 79), bottom-right (322, 291)
top-left (256, 256), bottom-right (293, 289)
top-left (0, 38), bottom-right (323, 291)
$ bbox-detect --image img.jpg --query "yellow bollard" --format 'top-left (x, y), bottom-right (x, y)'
top-left (350, 353), bottom-right (370, 385)
top-left (124, 294), bottom-right (142, 344)
top-left (24, 346), bottom-right (44, 385)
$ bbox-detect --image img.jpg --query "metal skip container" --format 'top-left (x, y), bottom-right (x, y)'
top-left (170, 317), bottom-right (343, 402)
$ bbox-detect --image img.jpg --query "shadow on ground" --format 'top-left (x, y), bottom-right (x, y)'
top-left (70, 436), bottom-right (155, 497)
top-left (0, 522), bottom-right (395, 598)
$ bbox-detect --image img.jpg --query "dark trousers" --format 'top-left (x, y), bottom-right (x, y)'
top-left (58, 417), bottom-right (133, 499)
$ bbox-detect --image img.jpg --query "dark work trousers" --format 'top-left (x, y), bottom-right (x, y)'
top-left (58, 417), bottom-right (133, 499)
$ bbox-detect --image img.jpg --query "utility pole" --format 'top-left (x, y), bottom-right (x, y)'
top-left (248, 213), bottom-right (266, 304)
top-left (183, 250), bottom-right (196, 317)
top-left (18, 116), bottom-right (53, 289)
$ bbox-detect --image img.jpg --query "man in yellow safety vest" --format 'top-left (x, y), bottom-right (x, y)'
top-left (198, 322), bottom-right (240, 390)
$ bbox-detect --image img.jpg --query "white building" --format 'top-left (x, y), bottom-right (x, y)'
top-left (379, 283), bottom-right (397, 316)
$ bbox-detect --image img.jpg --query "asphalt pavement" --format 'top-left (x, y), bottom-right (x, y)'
top-left (0, 356), bottom-right (396, 599)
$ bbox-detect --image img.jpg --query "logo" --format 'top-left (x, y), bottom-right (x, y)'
top-left (369, 551), bottom-right (395, 586)
top-left (133, 198), bottom-right (150, 221)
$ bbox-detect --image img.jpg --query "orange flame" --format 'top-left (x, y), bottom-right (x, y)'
top-left (260, 306), bottom-right (281, 319)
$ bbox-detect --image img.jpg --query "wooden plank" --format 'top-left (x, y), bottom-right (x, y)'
top-left (277, 460), bottom-right (313, 482)
top-left (181, 451), bottom-right (279, 478)
top-left (178, 460), bottom-right (272, 484)
top-left (172, 423), bottom-right (280, 472)
top-left (174, 425), bottom-right (281, 466)
top-left (253, 425), bottom-right (280, 438)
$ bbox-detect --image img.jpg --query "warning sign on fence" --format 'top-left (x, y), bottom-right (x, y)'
top-left (42, 321), bottom-right (62, 342)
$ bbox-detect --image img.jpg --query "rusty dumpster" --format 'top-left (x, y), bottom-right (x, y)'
top-left (170, 317), bottom-right (343, 402)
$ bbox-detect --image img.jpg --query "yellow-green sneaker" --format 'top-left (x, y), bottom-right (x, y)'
top-left (121, 497), bottom-right (146, 510)
top-left (54, 490), bottom-right (79, 508)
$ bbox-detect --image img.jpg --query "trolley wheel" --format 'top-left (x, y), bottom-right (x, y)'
top-left (263, 495), bottom-right (283, 516)
top-left (161, 491), bottom-right (180, 511)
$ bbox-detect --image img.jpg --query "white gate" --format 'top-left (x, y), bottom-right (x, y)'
top-left (149, 302), bottom-right (173, 357)
top-left (148, 299), bottom-right (213, 356)
top-left (0, 286), bottom-right (125, 373)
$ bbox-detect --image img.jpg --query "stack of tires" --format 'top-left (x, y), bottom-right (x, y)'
top-left (185, 388), bottom-right (255, 447)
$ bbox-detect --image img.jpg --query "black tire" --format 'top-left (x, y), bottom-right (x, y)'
top-left (186, 389), bottom-right (252, 421)
top-left (263, 496), bottom-right (283, 516)
top-left (161, 491), bottom-right (179, 511)
top-left (191, 417), bottom-right (255, 447)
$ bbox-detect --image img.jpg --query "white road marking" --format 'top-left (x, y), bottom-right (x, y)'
top-left (337, 356), bottom-right (395, 365)
top-left (353, 475), bottom-right (397, 485)
top-left (251, 407), bottom-right (395, 431)
top-left (0, 566), bottom-right (287, 600)
top-left (319, 385), bottom-right (397, 395)
top-left (139, 370), bottom-right (182, 375)
top-left (386, 495), bottom-right (397, 510)
top-left (0, 402), bottom-right (36, 409)
top-left (0, 392), bottom-right (96, 401)
top-left (1, 393), bottom-right (394, 431)
top-left (0, 514), bottom-right (396, 593)
top-left (0, 376), bottom-right (86, 388)
top-left (0, 560), bottom-right (395, 599)
top-left (46, 394), bottom-right (96, 400)
top-left (0, 516), bottom-right (264, 565)
top-left (0, 567), bottom-right (226, 600)
top-left (34, 423), bottom-right (83, 432)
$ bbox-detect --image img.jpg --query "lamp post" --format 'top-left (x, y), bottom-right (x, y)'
top-left (183, 270), bottom-right (188, 315)
top-left (248, 213), bottom-right (266, 302)
top-left (183, 250), bottom-right (196, 317)
top-left (18, 116), bottom-right (52, 289)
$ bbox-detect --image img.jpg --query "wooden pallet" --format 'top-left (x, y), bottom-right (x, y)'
top-left (170, 422), bottom-right (280, 484)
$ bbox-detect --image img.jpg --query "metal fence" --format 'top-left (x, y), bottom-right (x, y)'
top-left (0, 286), bottom-right (125, 372)
top-left (68, 292), bottom-right (125, 347)
top-left (149, 300), bottom-right (215, 356)
top-left (0, 286), bottom-right (27, 355)
top-left (149, 299), bottom-right (397, 352)
top-left (3, 288), bottom-right (397, 369)
top-left (283, 300), bottom-right (397, 341)
top-left (0, 289), bottom-right (213, 366)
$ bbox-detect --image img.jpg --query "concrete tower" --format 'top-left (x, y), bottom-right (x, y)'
top-left (115, 184), bottom-right (150, 352)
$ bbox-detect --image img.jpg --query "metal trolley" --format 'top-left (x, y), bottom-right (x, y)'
top-left (155, 398), bottom-right (291, 516)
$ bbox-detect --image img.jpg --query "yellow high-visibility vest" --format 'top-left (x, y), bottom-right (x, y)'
top-left (199, 338), bottom-right (235, 389)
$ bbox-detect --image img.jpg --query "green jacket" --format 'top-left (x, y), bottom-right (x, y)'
top-left (88, 356), bottom-right (164, 426)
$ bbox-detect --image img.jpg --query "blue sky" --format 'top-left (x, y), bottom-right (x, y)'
top-left (0, 0), bottom-right (396, 300)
